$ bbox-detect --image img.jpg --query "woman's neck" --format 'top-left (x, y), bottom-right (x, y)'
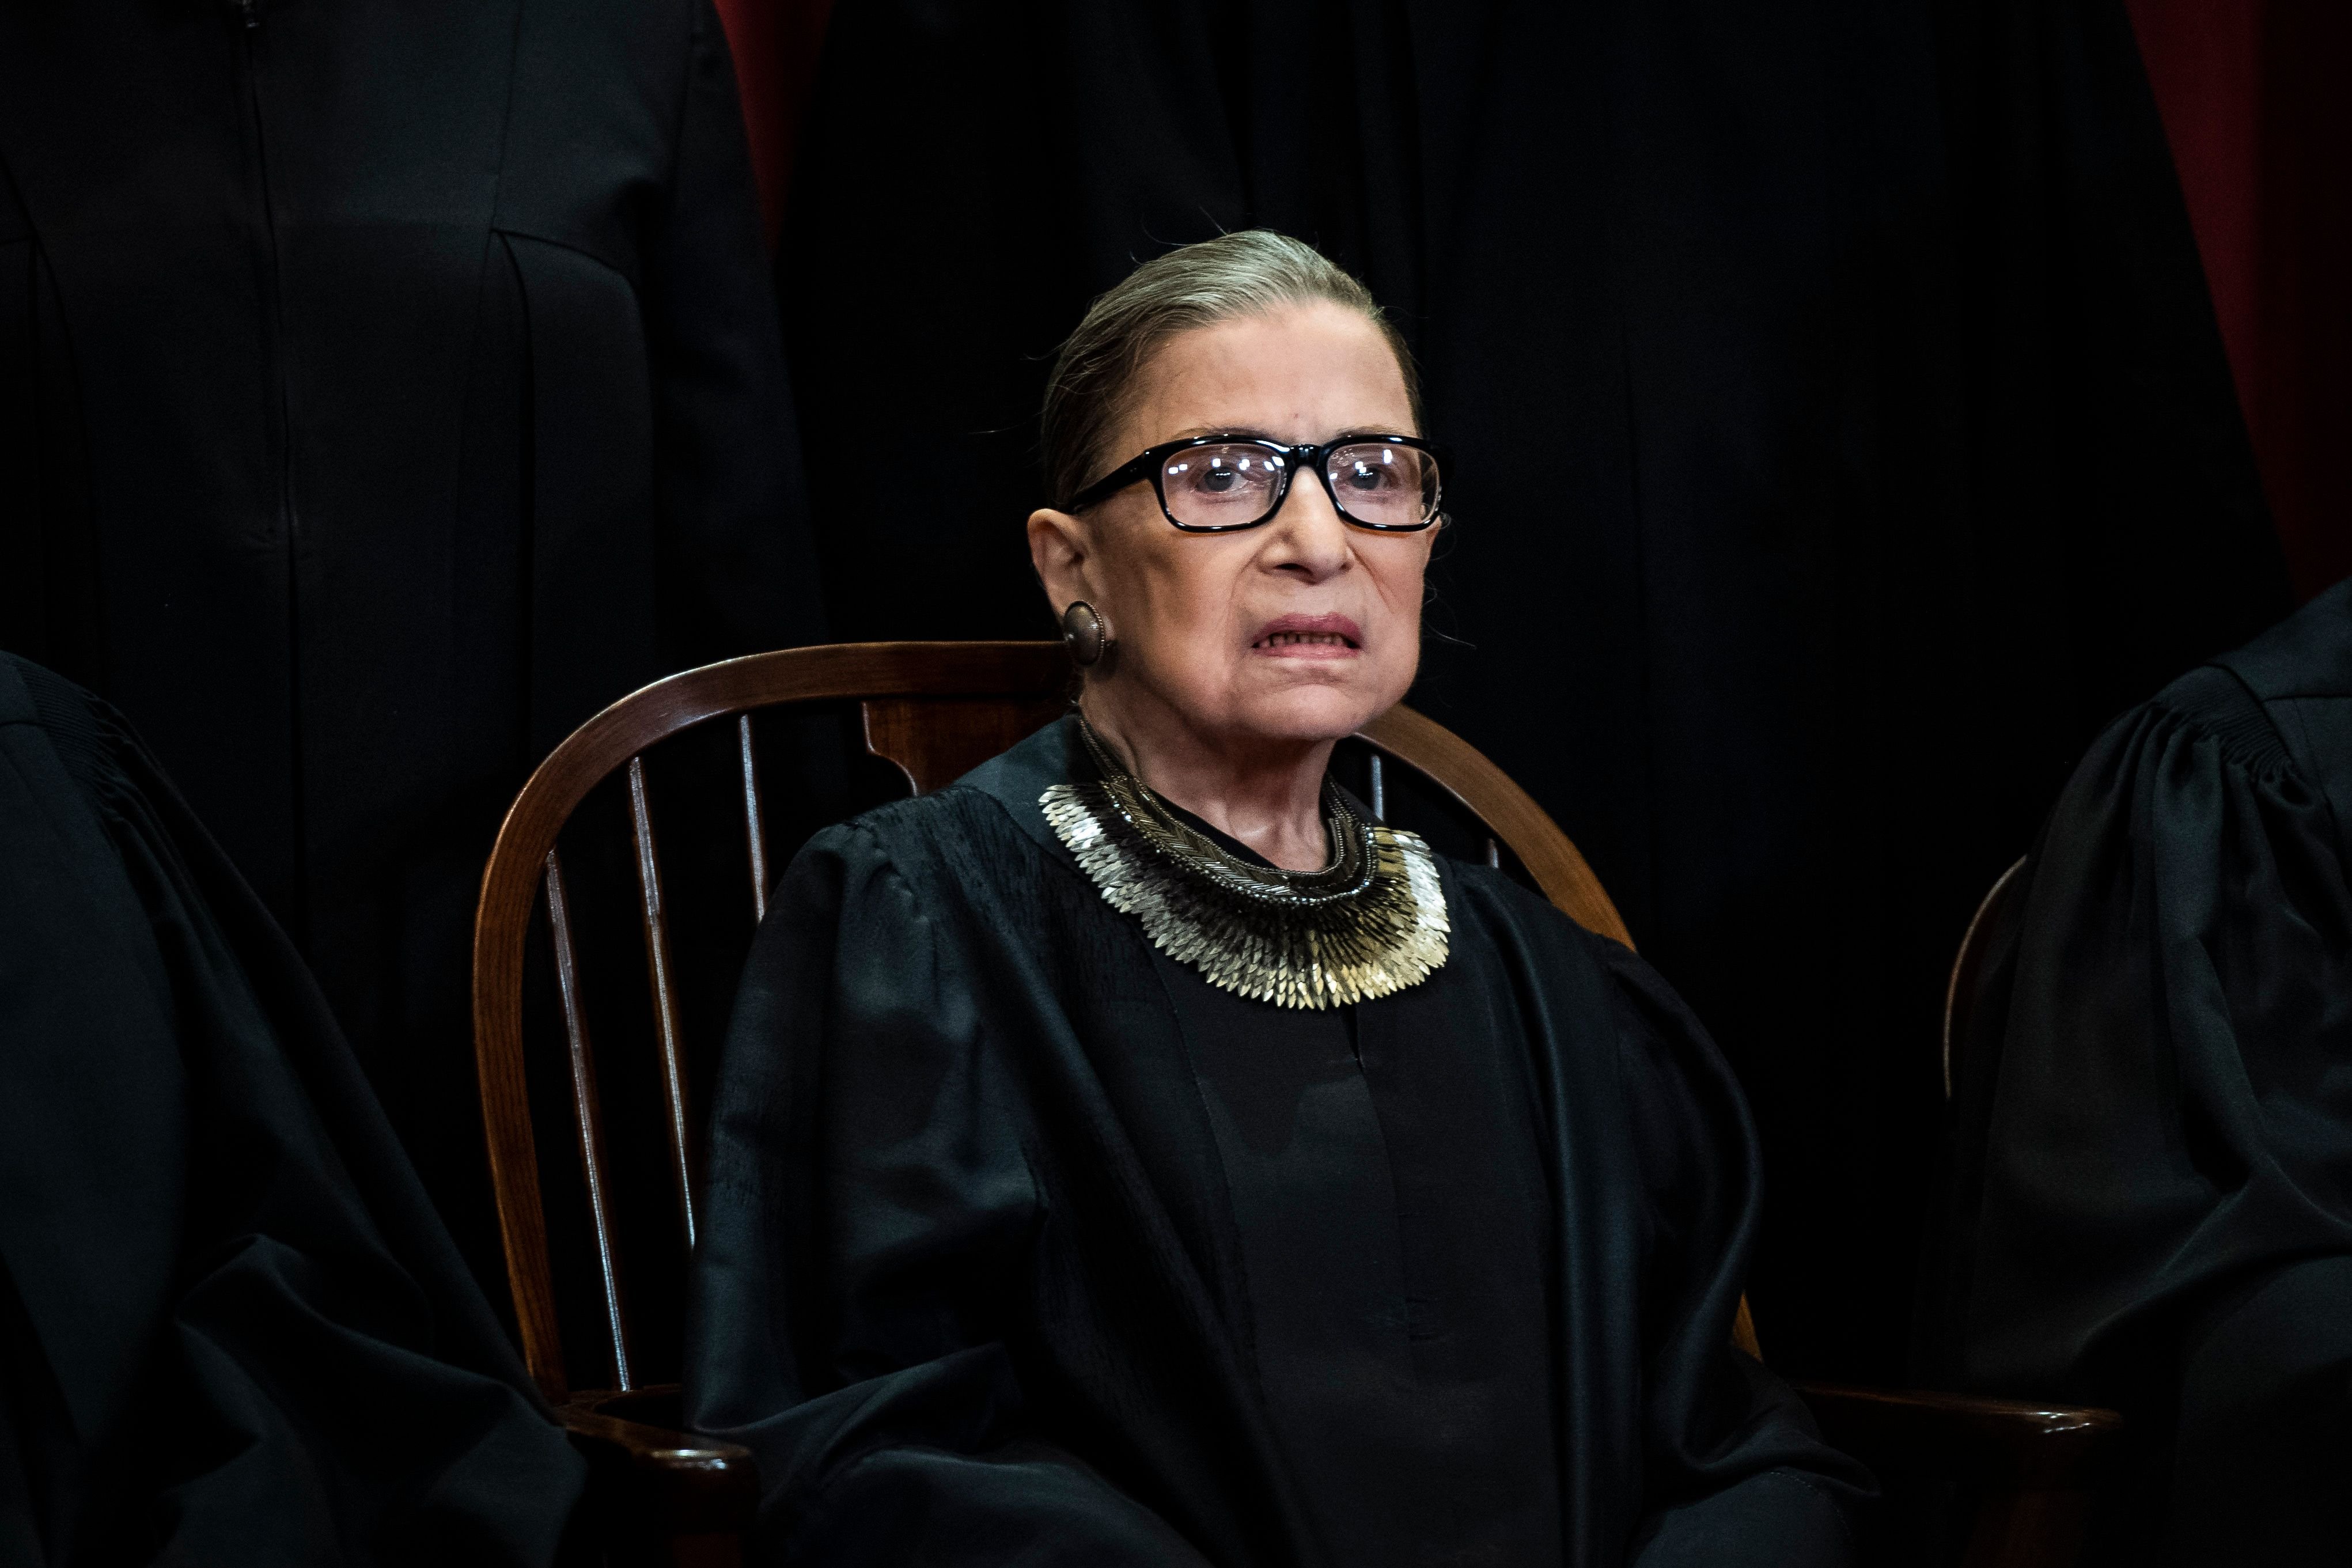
top-left (1080, 692), bottom-right (1336, 872)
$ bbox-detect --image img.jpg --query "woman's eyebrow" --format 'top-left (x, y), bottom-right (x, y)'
top-left (1163, 425), bottom-right (1413, 444)
top-left (1166, 424), bottom-right (1277, 441)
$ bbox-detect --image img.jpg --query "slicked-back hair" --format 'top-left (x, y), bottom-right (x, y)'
top-left (1040, 230), bottom-right (1423, 512)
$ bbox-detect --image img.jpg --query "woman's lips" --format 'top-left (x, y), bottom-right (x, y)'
top-left (1251, 613), bottom-right (1363, 658)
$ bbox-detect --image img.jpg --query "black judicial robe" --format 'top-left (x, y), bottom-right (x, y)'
top-left (1928, 580), bottom-right (2352, 1564)
top-left (687, 718), bottom-right (1868, 1567)
top-left (773, 0), bottom-right (2289, 1383)
top-left (0, 0), bottom-right (821, 1286)
top-left (0, 653), bottom-right (582, 1565)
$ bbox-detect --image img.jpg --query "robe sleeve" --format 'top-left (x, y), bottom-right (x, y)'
top-left (0, 655), bottom-right (584, 1563)
top-left (1589, 940), bottom-right (1872, 1567)
top-left (645, 0), bottom-right (825, 665)
top-left (1942, 665), bottom-right (2352, 1561)
top-left (685, 821), bottom-right (1213, 1566)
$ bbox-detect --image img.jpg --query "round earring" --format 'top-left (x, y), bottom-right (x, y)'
top-left (1060, 600), bottom-right (1109, 667)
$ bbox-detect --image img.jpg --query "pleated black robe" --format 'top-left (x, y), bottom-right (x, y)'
top-left (0, 653), bottom-right (583, 1566)
top-left (0, 0), bottom-right (823, 1290)
top-left (1926, 578), bottom-right (2352, 1564)
top-left (687, 718), bottom-right (1869, 1566)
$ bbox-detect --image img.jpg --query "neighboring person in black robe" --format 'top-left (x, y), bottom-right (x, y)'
top-left (688, 233), bottom-right (1867, 1565)
top-left (0, 0), bottom-right (823, 1292)
top-left (1926, 578), bottom-right (2352, 1564)
top-left (0, 652), bottom-right (584, 1564)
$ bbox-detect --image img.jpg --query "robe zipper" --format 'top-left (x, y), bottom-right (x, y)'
top-left (231, 0), bottom-right (312, 940)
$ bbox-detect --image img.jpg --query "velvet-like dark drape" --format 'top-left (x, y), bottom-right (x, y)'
top-left (2124, 0), bottom-right (2352, 601)
top-left (753, 0), bottom-right (2285, 1381)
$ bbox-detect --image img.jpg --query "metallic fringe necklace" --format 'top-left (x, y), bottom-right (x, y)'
top-left (1040, 716), bottom-right (1449, 1010)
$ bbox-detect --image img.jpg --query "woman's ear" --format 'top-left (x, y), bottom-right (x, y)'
top-left (1028, 507), bottom-right (1094, 613)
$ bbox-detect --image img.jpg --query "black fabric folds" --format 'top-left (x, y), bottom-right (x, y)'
top-left (0, 0), bottom-right (824, 1297)
top-left (1925, 580), bottom-right (2352, 1563)
top-left (687, 717), bottom-right (1868, 1567)
top-left (0, 654), bottom-right (584, 1565)
top-left (772, 0), bottom-right (2289, 1377)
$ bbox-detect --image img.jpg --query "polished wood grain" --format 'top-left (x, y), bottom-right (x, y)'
top-left (475, 643), bottom-right (1073, 1400)
top-left (1355, 703), bottom-right (1634, 949)
top-left (863, 693), bottom-right (1070, 794)
top-left (627, 757), bottom-right (699, 1253)
top-left (737, 716), bottom-right (769, 925)
top-left (559, 1384), bottom-right (755, 1566)
top-left (544, 848), bottom-right (630, 1395)
top-left (1945, 857), bottom-right (2029, 1100)
top-left (1794, 1383), bottom-right (2121, 1486)
top-left (1732, 1298), bottom-right (1762, 1362)
top-left (1795, 1381), bottom-right (2121, 1568)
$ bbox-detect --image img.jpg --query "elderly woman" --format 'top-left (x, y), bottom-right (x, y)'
top-left (687, 232), bottom-right (1865, 1566)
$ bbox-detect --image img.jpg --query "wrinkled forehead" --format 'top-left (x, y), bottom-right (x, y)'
top-left (1117, 303), bottom-right (1417, 454)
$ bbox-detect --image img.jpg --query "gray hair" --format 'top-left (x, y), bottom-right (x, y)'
top-left (1040, 230), bottom-right (1423, 511)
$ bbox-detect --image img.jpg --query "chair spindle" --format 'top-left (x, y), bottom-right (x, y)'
top-left (739, 714), bottom-right (769, 923)
top-left (543, 847), bottom-right (635, 1391)
top-left (626, 757), bottom-right (699, 1251)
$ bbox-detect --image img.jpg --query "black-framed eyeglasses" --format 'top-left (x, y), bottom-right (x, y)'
top-left (1069, 433), bottom-right (1446, 533)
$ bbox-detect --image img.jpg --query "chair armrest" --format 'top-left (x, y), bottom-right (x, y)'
top-left (1792, 1381), bottom-right (2123, 1490)
top-left (560, 1391), bottom-right (759, 1539)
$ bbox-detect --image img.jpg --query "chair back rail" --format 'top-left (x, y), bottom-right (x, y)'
top-left (475, 641), bottom-right (1639, 1401)
top-left (737, 716), bottom-right (770, 923)
top-left (1354, 705), bottom-right (1631, 948)
top-left (626, 758), bottom-right (698, 1255)
top-left (1942, 857), bottom-right (2029, 1100)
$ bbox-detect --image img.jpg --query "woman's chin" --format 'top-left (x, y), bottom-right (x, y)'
top-left (1217, 680), bottom-right (1397, 745)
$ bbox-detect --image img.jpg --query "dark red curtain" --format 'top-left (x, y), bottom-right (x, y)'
top-left (2124, 0), bottom-right (2350, 599)
top-left (711, 0), bottom-right (833, 248)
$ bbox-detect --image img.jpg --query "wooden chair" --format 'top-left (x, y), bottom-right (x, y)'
top-left (1944, 857), bottom-right (2029, 1101)
top-left (1859, 855), bottom-right (2126, 1568)
top-left (471, 642), bottom-right (2112, 1565)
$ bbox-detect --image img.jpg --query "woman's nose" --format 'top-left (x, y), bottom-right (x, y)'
top-left (1264, 469), bottom-right (1353, 579)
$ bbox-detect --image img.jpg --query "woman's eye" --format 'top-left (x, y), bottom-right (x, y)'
top-left (1166, 449), bottom-right (1278, 504)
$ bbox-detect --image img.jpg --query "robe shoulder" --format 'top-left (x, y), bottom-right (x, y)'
top-left (0, 653), bottom-right (584, 1565)
top-left (2214, 574), bottom-right (2352, 702)
top-left (1940, 592), bottom-right (2352, 1404)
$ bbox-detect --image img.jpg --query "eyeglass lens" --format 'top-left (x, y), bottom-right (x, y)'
top-left (1157, 442), bottom-right (1439, 529)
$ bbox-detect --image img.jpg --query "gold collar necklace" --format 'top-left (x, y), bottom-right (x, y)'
top-left (1040, 714), bottom-right (1450, 1010)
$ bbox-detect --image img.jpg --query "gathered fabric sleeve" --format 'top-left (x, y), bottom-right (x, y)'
top-left (0, 656), bottom-right (584, 1565)
top-left (1959, 668), bottom-right (2352, 1383)
top-left (1946, 666), bottom-right (2352, 1563)
top-left (1587, 938), bottom-right (1872, 1567)
top-left (684, 821), bottom-right (1212, 1566)
top-left (645, 0), bottom-right (825, 664)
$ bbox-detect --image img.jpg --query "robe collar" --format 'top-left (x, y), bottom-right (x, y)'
top-left (949, 711), bottom-right (1092, 862)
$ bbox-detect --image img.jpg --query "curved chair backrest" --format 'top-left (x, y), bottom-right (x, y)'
top-left (1942, 857), bottom-right (2029, 1100)
top-left (473, 641), bottom-right (1640, 1403)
